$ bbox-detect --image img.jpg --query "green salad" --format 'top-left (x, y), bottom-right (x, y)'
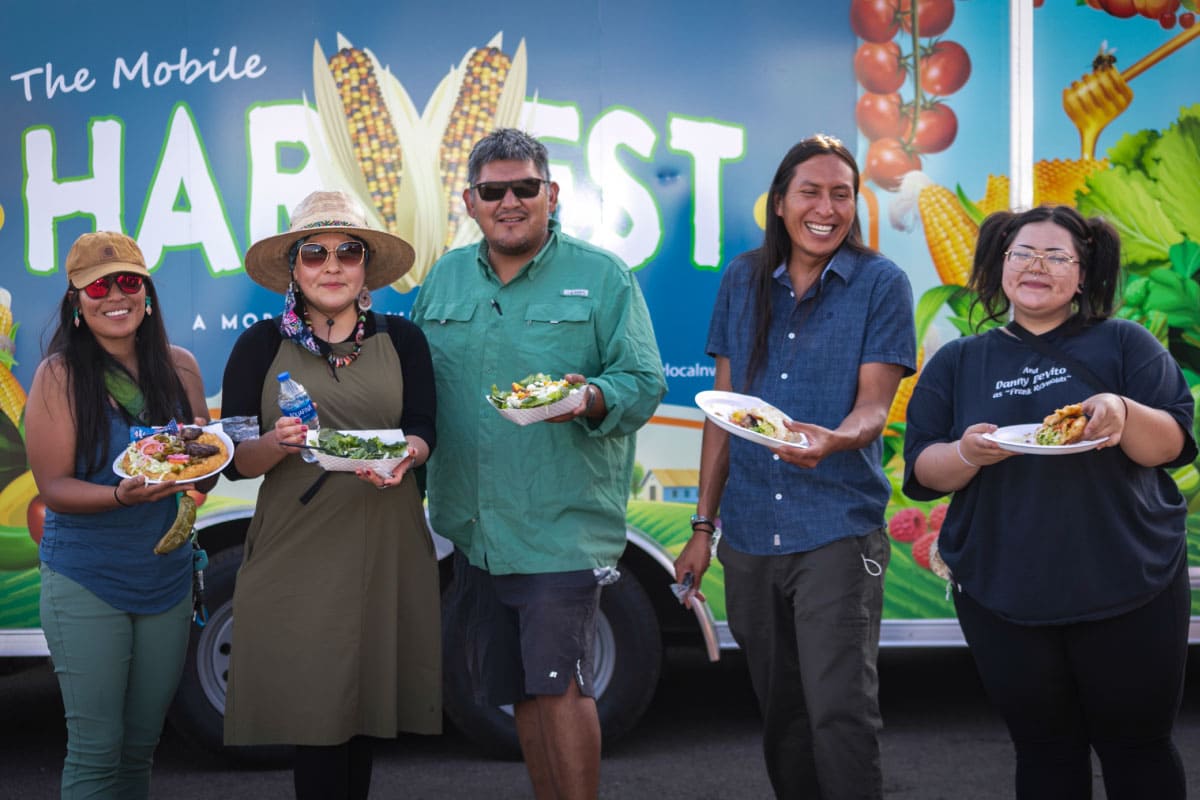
top-left (489, 373), bottom-right (583, 409)
top-left (316, 430), bottom-right (408, 459)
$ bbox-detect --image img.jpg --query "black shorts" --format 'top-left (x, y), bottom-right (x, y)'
top-left (450, 551), bottom-right (602, 706)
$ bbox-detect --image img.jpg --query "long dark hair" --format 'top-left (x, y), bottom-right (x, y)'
top-left (968, 204), bottom-right (1121, 331)
top-left (46, 276), bottom-right (193, 474)
top-left (742, 134), bottom-right (871, 391)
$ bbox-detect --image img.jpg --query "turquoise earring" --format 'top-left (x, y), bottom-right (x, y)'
top-left (73, 308), bottom-right (81, 328)
top-left (145, 297), bottom-right (153, 316)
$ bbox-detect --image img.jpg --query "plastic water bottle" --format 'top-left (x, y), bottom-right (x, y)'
top-left (277, 371), bottom-right (320, 463)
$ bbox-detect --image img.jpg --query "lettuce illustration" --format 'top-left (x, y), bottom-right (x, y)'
top-left (1078, 103), bottom-right (1200, 273)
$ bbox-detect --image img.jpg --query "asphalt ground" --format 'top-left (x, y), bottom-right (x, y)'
top-left (2, 647), bottom-right (1198, 799)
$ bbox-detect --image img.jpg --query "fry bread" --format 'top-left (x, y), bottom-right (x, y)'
top-left (1034, 403), bottom-right (1088, 446)
top-left (120, 431), bottom-right (229, 480)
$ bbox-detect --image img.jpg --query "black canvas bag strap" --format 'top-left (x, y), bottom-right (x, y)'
top-left (1005, 321), bottom-right (1112, 394)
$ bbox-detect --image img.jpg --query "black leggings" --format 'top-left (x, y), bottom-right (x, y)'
top-left (954, 561), bottom-right (1190, 800)
top-left (294, 736), bottom-right (374, 800)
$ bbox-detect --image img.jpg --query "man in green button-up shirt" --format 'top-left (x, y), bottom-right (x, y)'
top-left (411, 129), bottom-right (665, 800)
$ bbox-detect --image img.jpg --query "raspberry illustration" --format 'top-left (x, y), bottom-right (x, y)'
top-left (888, 507), bottom-right (928, 543)
top-left (928, 503), bottom-right (948, 532)
top-left (911, 529), bottom-right (938, 569)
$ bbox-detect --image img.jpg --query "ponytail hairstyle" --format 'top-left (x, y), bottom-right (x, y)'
top-left (968, 204), bottom-right (1121, 332)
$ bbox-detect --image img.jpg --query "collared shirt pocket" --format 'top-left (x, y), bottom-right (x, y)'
top-left (420, 301), bottom-right (478, 364)
top-left (522, 301), bottom-right (598, 367)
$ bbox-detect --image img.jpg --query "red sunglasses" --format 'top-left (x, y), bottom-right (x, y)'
top-left (80, 273), bottom-right (145, 299)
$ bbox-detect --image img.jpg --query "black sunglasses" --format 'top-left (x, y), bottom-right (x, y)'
top-left (81, 272), bottom-right (145, 299)
top-left (471, 178), bottom-right (547, 202)
top-left (298, 240), bottom-right (366, 269)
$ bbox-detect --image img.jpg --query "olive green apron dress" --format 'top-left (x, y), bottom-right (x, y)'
top-left (224, 332), bottom-right (441, 745)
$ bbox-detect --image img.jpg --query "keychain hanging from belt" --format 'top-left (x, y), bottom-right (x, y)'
top-left (191, 539), bottom-right (209, 628)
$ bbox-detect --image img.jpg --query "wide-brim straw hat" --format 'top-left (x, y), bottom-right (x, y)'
top-left (243, 191), bottom-right (415, 293)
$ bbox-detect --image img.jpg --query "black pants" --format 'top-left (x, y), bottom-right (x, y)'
top-left (720, 530), bottom-right (890, 800)
top-left (294, 736), bottom-right (374, 800)
top-left (954, 561), bottom-right (1190, 800)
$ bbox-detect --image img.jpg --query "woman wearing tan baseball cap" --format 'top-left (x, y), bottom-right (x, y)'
top-left (26, 230), bottom-right (215, 799)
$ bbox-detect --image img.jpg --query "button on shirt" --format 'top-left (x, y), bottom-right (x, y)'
top-left (411, 220), bottom-right (666, 575)
top-left (706, 247), bottom-right (916, 554)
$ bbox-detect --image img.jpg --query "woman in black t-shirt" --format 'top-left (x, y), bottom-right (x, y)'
top-left (903, 205), bottom-right (1194, 800)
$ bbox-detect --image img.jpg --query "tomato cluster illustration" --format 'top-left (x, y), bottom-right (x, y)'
top-left (852, 0), bottom-right (972, 190)
top-left (1083, 0), bottom-right (1196, 30)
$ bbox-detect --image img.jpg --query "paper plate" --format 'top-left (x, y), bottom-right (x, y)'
top-left (694, 390), bottom-right (810, 449)
top-left (306, 428), bottom-right (409, 477)
top-left (113, 423), bottom-right (234, 484)
top-left (982, 423), bottom-right (1108, 455)
top-left (487, 388), bottom-right (585, 426)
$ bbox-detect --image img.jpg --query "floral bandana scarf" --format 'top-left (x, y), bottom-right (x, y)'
top-left (278, 239), bottom-right (322, 358)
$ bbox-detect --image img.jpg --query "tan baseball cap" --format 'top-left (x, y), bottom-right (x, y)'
top-left (65, 231), bottom-right (151, 289)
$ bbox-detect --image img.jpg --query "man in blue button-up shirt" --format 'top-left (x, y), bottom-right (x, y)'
top-left (676, 135), bottom-right (916, 800)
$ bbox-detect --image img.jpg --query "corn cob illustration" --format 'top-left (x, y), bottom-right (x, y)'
top-left (885, 347), bottom-right (923, 434)
top-left (312, 35), bottom-right (432, 288)
top-left (977, 175), bottom-right (1010, 217)
top-left (325, 46), bottom-right (404, 230)
top-left (310, 33), bottom-right (528, 292)
top-left (438, 46), bottom-right (512, 247)
top-left (0, 288), bottom-right (26, 428)
top-left (427, 33), bottom-right (529, 252)
top-left (918, 183), bottom-right (977, 287)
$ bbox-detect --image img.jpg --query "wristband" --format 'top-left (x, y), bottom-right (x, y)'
top-left (1118, 395), bottom-right (1129, 423)
top-left (114, 484), bottom-right (132, 508)
top-left (583, 384), bottom-right (598, 415)
top-left (955, 439), bottom-right (978, 468)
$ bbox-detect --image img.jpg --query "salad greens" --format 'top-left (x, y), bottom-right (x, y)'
top-left (489, 373), bottom-right (583, 409)
top-left (1078, 103), bottom-right (1200, 273)
top-left (316, 430), bottom-right (407, 459)
top-left (1078, 103), bottom-right (1200, 372)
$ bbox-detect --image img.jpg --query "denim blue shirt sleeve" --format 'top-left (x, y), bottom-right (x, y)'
top-left (706, 246), bottom-right (916, 554)
top-left (412, 220), bottom-right (666, 574)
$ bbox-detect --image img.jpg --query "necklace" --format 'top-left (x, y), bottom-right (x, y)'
top-left (305, 310), bottom-right (367, 370)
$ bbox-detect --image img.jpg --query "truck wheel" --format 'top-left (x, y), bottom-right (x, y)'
top-left (441, 565), bottom-right (662, 759)
top-left (168, 547), bottom-right (288, 764)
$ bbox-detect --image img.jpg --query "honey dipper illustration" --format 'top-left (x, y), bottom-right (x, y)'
top-left (1063, 24), bottom-right (1200, 160)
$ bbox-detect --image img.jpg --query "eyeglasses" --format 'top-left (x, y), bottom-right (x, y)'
top-left (471, 178), bottom-right (547, 202)
top-left (298, 241), bottom-right (366, 269)
top-left (1005, 248), bottom-right (1079, 276)
top-left (80, 273), bottom-right (145, 299)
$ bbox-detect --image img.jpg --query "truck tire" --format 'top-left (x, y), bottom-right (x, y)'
top-left (441, 565), bottom-right (662, 759)
top-left (168, 547), bottom-right (288, 764)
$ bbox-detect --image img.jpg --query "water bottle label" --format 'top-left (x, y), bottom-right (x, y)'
top-left (280, 397), bottom-right (317, 424)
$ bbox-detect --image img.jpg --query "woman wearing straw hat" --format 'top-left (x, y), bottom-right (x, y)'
top-left (26, 231), bottom-right (215, 799)
top-left (220, 191), bottom-right (439, 799)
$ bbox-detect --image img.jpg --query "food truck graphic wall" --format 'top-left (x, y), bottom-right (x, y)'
top-left (1, 0), bottom-right (1198, 758)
